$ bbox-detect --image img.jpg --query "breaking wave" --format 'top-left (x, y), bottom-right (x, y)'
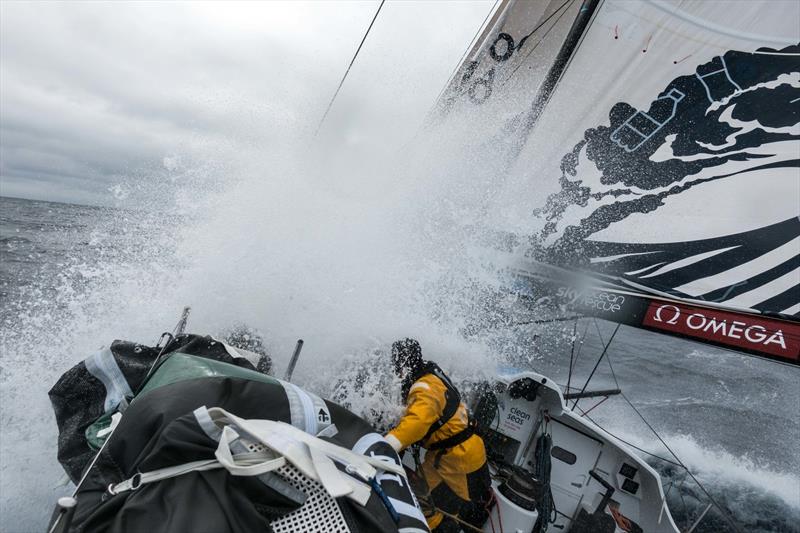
top-left (649, 434), bottom-right (800, 533)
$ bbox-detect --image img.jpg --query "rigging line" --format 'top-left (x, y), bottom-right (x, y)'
top-left (571, 318), bottom-right (591, 372)
top-left (680, 471), bottom-right (706, 532)
top-left (501, 0), bottom-right (575, 86)
top-left (406, 0), bottom-right (505, 152)
top-left (578, 394), bottom-right (609, 416)
top-left (556, 382), bottom-right (578, 392)
top-left (585, 291), bottom-right (799, 367)
top-left (566, 318), bottom-right (578, 395)
top-left (519, 0), bottom-right (574, 43)
top-left (594, 318), bottom-right (621, 390)
top-left (593, 317), bottom-right (606, 345)
top-left (571, 322), bottom-right (621, 410)
top-left (428, 0), bottom-right (573, 121)
top-left (677, 472), bottom-right (691, 531)
top-left (618, 390), bottom-right (744, 533)
top-left (513, 314), bottom-right (584, 325)
top-left (314, 0), bottom-right (386, 137)
top-left (580, 412), bottom-right (682, 467)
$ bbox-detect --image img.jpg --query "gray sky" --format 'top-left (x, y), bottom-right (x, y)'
top-left (0, 0), bottom-right (492, 205)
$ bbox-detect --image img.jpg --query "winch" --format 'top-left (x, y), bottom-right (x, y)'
top-left (498, 466), bottom-right (541, 512)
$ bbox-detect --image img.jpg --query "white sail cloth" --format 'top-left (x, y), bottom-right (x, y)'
top-left (108, 406), bottom-right (406, 507)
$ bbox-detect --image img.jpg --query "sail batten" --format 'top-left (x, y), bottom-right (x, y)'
top-left (637, 246), bottom-right (739, 279)
top-left (643, 0), bottom-right (799, 46)
top-left (783, 303), bottom-right (800, 316)
top-left (675, 236), bottom-right (800, 297)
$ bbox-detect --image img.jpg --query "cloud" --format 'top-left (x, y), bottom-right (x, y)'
top-left (0, 0), bottom-right (493, 205)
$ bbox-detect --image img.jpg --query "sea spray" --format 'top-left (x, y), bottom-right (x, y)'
top-left (0, 97), bottom-right (507, 531)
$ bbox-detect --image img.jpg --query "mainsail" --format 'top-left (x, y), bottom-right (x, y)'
top-left (436, 0), bottom-right (800, 365)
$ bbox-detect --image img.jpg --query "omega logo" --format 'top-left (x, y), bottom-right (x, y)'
top-left (650, 304), bottom-right (787, 350)
top-left (653, 304), bottom-right (681, 324)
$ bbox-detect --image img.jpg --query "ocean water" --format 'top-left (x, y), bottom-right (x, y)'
top-left (1, 193), bottom-right (798, 533)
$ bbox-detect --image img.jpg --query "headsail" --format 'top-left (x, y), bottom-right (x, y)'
top-left (436, 0), bottom-right (800, 363)
top-left (436, 0), bottom-right (585, 116)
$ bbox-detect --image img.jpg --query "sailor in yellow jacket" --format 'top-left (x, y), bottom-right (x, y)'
top-left (385, 339), bottom-right (491, 533)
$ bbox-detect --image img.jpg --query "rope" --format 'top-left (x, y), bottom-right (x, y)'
top-left (577, 395), bottom-right (609, 417)
top-left (430, 506), bottom-right (486, 533)
top-left (315, 0), bottom-right (386, 136)
top-left (593, 318), bottom-right (621, 390)
top-left (513, 314), bottom-right (585, 326)
top-left (411, 445), bottom-right (490, 533)
top-left (570, 319), bottom-right (591, 374)
top-left (501, 0), bottom-right (576, 86)
top-left (579, 412), bottom-right (683, 467)
top-left (421, 0), bottom-right (574, 129)
top-left (676, 473), bottom-right (692, 530)
top-left (566, 319), bottom-right (578, 397)
top-left (571, 322), bottom-right (621, 410)
top-left (512, 0), bottom-right (574, 47)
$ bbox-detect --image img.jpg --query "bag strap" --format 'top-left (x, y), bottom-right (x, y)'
top-left (108, 407), bottom-right (406, 507)
top-left (106, 451), bottom-right (279, 496)
top-left (214, 426), bottom-right (287, 476)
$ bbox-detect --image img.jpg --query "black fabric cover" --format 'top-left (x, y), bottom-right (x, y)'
top-left (49, 335), bottom-right (258, 482)
top-left (50, 334), bottom-right (429, 533)
top-left (69, 377), bottom-right (300, 532)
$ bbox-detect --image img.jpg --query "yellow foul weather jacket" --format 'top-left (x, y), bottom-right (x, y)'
top-left (386, 369), bottom-right (488, 530)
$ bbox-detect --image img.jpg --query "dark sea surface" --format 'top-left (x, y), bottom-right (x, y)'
top-left (1, 195), bottom-right (798, 532)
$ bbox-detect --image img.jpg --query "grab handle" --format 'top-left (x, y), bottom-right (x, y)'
top-left (589, 469), bottom-right (615, 514)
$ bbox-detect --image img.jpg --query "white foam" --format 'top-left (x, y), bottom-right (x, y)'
top-left (610, 429), bottom-right (800, 509)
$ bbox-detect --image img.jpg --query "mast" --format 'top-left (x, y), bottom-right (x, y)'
top-left (514, 0), bottom-right (601, 155)
top-left (432, 0), bottom-right (587, 117)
